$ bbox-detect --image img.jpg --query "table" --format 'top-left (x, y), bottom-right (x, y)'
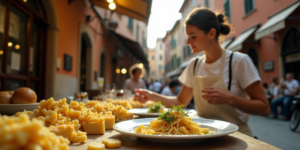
top-left (70, 113), bottom-right (281, 150)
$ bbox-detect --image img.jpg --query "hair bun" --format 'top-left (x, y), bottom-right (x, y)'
top-left (217, 13), bottom-right (230, 35)
top-left (217, 14), bottom-right (225, 23)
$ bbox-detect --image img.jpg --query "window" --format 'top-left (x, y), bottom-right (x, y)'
top-left (152, 55), bottom-right (155, 60)
top-left (0, 0), bottom-right (47, 99)
top-left (186, 4), bottom-right (189, 14)
top-left (142, 36), bottom-right (146, 48)
top-left (117, 13), bottom-right (122, 19)
top-left (282, 28), bottom-right (300, 53)
top-left (160, 43), bottom-right (163, 49)
top-left (247, 48), bottom-right (259, 71)
top-left (198, 3), bottom-right (201, 7)
top-left (136, 25), bottom-right (139, 41)
top-left (244, 0), bottom-right (254, 14)
top-left (224, 0), bottom-right (231, 22)
top-left (128, 17), bottom-right (133, 31)
top-left (183, 47), bottom-right (186, 59)
top-left (159, 65), bottom-right (162, 71)
top-left (160, 55), bottom-right (162, 60)
top-left (205, 0), bottom-right (209, 7)
top-left (177, 58), bottom-right (181, 67)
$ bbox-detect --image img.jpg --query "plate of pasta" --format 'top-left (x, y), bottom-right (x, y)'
top-left (114, 105), bottom-right (239, 143)
top-left (128, 101), bottom-right (168, 117)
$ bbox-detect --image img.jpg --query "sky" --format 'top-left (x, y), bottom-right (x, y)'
top-left (147, 0), bottom-right (184, 49)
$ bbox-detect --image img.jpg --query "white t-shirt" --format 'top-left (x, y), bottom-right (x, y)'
top-left (179, 50), bottom-right (261, 123)
top-left (284, 79), bottom-right (299, 95)
top-left (123, 78), bottom-right (146, 92)
top-left (153, 82), bottom-right (162, 92)
top-left (161, 86), bottom-right (175, 96)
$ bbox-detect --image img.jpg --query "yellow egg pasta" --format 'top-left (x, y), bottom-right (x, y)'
top-left (135, 105), bottom-right (215, 135)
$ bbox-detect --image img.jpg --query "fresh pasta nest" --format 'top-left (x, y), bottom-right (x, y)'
top-left (135, 105), bottom-right (215, 135)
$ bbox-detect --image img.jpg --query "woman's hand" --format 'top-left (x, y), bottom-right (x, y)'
top-left (134, 89), bottom-right (152, 103)
top-left (201, 87), bottom-right (233, 104)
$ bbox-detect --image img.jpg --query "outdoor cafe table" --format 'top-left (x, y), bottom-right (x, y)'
top-left (70, 113), bottom-right (281, 150)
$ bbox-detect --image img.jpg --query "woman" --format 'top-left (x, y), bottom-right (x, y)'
top-left (135, 8), bottom-right (270, 136)
top-left (123, 64), bottom-right (146, 93)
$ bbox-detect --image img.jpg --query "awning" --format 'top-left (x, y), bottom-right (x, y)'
top-left (227, 26), bottom-right (258, 51)
top-left (221, 37), bottom-right (234, 49)
top-left (166, 69), bottom-right (182, 78)
top-left (112, 32), bottom-right (148, 65)
top-left (255, 1), bottom-right (300, 40)
top-left (90, 0), bottom-right (152, 23)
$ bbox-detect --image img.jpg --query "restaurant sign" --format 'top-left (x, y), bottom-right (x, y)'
top-left (263, 61), bottom-right (274, 71)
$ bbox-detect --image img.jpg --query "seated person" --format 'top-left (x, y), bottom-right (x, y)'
top-left (271, 73), bottom-right (299, 120)
top-left (161, 80), bottom-right (180, 96)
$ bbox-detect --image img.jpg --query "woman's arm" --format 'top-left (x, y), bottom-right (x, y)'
top-left (202, 81), bottom-right (270, 116)
top-left (134, 84), bottom-right (194, 108)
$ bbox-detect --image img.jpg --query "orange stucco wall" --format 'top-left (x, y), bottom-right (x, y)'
top-left (54, 0), bottom-right (104, 82)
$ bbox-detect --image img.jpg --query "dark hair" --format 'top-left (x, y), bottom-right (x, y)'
top-left (132, 68), bottom-right (141, 75)
top-left (287, 73), bottom-right (294, 78)
top-left (185, 8), bottom-right (231, 40)
top-left (169, 80), bottom-right (180, 88)
top-left (263, 83), bottom-right (268, 89)
top-left (272, 77), bottom-right (278, 83)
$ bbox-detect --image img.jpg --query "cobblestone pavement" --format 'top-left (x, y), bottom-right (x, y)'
top-left (248, 114), bottom-right (300, 150)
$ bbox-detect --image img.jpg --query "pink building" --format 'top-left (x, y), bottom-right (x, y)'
top-left (214, 0), bottom-right (300, 83)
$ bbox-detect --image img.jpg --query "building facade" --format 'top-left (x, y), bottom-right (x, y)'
top-left (0, 0), bottom-right (151, 100)
top-left (214, 0), bottom-right (300, 83)
top-left (147, 49), bottom-right (156, 82)
top-left (154, 38), bottom-right (165, 81)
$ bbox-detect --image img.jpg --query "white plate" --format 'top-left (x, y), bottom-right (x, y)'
top-left (128, 108), bottom-right (198, 117)
top-left (113, 118), bottom-right (239, 143)
top-left (0, 103), bottom-right (39, 115)
top-left (128, 108), bottom-right (168, 117)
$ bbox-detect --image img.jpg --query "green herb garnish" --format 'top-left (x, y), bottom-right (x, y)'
top-left (158, 105), bottom-right (189, 124)
top-left (149, 101), bottom-right (163, 113)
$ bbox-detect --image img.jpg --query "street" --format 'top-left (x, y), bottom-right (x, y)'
top-left (248, 114), bottom-right (300, 150)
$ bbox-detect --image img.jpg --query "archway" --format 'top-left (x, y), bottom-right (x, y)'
top-left (247, 48), bottom-right (259, 72)
top-left (281, 27), bottom-right (300, 81)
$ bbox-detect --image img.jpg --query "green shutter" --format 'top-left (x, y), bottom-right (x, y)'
top-left (136, 25), bottom-right (139, 41)
top-left (177, 58), bottom-right (181, 67)
top-left (128, 17), bottom-right (133, 31)
top-left (224, 0), bottom-right (231, 23)
top-left (244, 0), bottom-right (254, 14)
top-left (183, 47), bottom-right (186, 59)
top-left (205, 0), bottom-right (209, 7)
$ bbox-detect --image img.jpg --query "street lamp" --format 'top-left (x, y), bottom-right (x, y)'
top-left (116, 68), bottom-right (120, 74)
top-left (138, 63), bottom-right (144, 68)
top-left (109, 2), bottom-right (116, 10)
top-left (121, 68), bottom-right (127, 74)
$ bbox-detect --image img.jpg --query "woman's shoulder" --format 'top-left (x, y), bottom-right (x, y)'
top-left (226, 50), bottom-right (248, 58)
top-left (186, 55), bottom-right (205, 68)
top-left (225, 50), bottom-right (251, 63)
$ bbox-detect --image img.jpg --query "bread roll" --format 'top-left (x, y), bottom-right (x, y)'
top-left (12, 88), bottom-right (37, 104)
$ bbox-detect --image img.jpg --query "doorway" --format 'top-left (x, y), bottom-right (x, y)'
top-left (80, 37), bottom-right (87, 92)
top-left (247, 48), bottom-right (259, 72)
top-left (282, 27), bottom-right (300, 81)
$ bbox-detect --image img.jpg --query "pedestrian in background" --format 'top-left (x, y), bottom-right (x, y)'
top-left (161, 80), bottom-right (180, 96)
top-left (271, 73), bottom-right (299, 120)
top-left (123, 64), bottom-right (146, 93)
